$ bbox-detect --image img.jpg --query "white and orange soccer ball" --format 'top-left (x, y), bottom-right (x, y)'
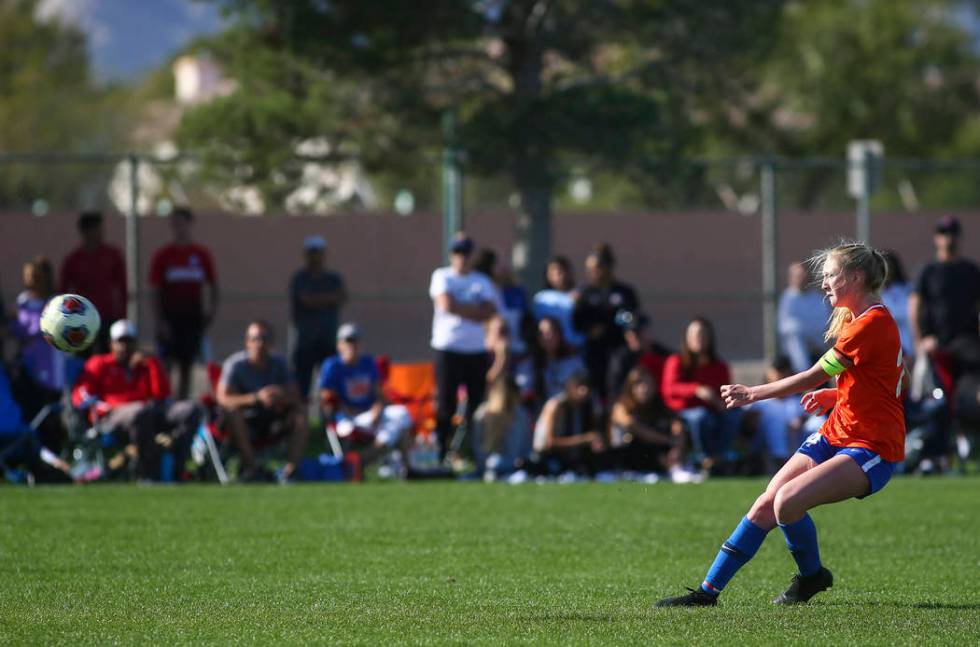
top-left (40, 294), bottom-right (101, 353)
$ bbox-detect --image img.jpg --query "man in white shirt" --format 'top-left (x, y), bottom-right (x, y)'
top-left (429, 234), bottom-right (498, 459)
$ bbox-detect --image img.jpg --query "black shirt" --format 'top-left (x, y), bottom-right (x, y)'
top-left (572, 281), bottom-right (640, 351)
top-left (913, 258), bottom-right (980, 345)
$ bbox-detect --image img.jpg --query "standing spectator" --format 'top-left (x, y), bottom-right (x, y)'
top-left (217, 321), bottom-right (307, 482)
top-left (318, 322), bottom-right (411, 477)
top-left (605, 310), bottom-right (673, 402)
top-left (429, 234), bottom-right (498, 459)
top-left (519, 316), bottom-right (586, 412)
top-left (72, 320), bottom-right (202, 481)
top-left (533, 255), bottom-right (584, 348)
top-left (661, 316), bottom-right (740, 473)
top-left (289, 235), bottom-right (347, 398)
top-left (494, 261), bottom-right (532, 358)
top-left (777, 261), bottom-right (830, 374)
top-left (880, 250), bottom-right (915, 358)
top-left (909, 216), bottom-right (980, 355)
top-left (609, 367), bottom-right (696, 482)
top-left (149, 207), bottom-right (219, 400)
top-left (532, 370), bottom-right (609, 477)
top-left (59, 211), bottom-right (127, 354)
top-left (572, 243), bottom-right (639, 400)
top-left (10, 258), bottom-right (67, 450)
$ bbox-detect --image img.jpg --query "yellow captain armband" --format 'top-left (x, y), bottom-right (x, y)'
top-left (819, 349), bottom-right (847, 377)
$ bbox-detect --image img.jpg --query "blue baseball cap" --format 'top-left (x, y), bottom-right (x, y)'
top-left (450, 237), bottom-right (474, 255)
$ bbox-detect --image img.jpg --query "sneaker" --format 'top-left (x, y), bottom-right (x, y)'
top-left (773, 567), bottom-right (833, 605)
top-left (654, 587), bottom-right (718, 608)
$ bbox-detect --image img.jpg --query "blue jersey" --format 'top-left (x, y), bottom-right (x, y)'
top-left (318, 354), bottom-right (379, 413)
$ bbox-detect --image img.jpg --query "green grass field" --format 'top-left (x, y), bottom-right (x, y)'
top-left (1, 477), bottom-right (977, 645)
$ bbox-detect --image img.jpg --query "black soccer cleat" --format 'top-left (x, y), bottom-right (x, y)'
top-left (654, 587), bottom-right (719, 608)
top-left (773, 567), bottom-right (833, 605)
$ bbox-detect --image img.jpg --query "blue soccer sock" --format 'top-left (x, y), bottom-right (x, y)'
top-left (779, 513), bottom-right (822, 577)
top-left (701, 516), bottom-right (770, 596)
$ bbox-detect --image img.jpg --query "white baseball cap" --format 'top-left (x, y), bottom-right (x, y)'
top-left (337, 322), bottom-right (361, 341)
top-left (110, 319), bottom-right (137, 341)
top-left (303, 235), bottom-right (327, 251)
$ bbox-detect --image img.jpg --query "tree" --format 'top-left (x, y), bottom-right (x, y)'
top-left (179, 0), bottom-right (784, 288)
top-left (0, 0), bottom-right (127, 210)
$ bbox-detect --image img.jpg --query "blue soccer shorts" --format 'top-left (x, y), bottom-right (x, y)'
top-left (796, 432), bottom-right (896, 498)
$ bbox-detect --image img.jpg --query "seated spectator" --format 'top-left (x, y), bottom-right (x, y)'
top-left (881, 250), bottom-right (915, 358)
top-left (743, 356), bottom-right (808, 474)
top-left (609, 367), bottom-right (697, 482)
top-left (573, 243), bottom-right (639, 401)
top-left (606, 310), bottom-right (672, 402)
top-left (533, 255), bottom-right (584, 349)
top-left (9, 257), bottom-right (68, 452)
top-left (217, 320), bottom-right (307, 482)
top-left (661, 316), bottom-right (741, 473)
top-left (777, 261), bottom-right (830, 374)
top-left (532, 370), bottom-right (609, 477)
top-left (72, 320), bottom-right (202, 480)
top-left (318, 322), bottom-right (411, 478)
top-left (472, 317), bottom-right (532, 479)
top-left (518, 316), bottom-right (586, 413)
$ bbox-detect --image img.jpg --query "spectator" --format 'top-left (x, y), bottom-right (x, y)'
top-left (777, 261), bottom-right (830, 374)
top-left (59, 211), bottom-right (127, 354)
top-left (471, 316), bottom-right (532, 478)
top-left (318, 322), bottom-right (411, 478)
top-left (881, 250), bottom-right (915, 358)
top-left (429, 233), bottom-right (497, 459)
top-left (605, 309), bottom-right (673, 402)
top-left (494, 261), bottom-right (532, 358)
top-left (9, 257), bottom-right (67, 452)
top-left (533, 255), bottom-right (584, 348)
top-left (289, 235), bottom-right (347, 398)
top-left (909, 216), bottom-right (980, 355)
top-left (519, 316), bottom-right (585, 411)
top-left (661, 316), bottom-right (741, 473)
top-left (609, 367), bottom-right (696, 482)
top-left (572, 243), bottom-right (639, 400)
top-left (149, 207), bottom-right (219, 400)
top-left (72, 320), bottom-right (202, 481)
top-left (532, 370), bottom-right (609, 477)
top-left (217, 321), bottom-right (307, 482)
top-left (743, 356), bottom-right (808, 474)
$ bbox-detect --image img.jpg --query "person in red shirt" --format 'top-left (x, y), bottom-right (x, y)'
top-left (656, 242), bottom-right (905, 609)
top-left (59, 211), bottom-right (127, 354)
top-left (661, 316), bottom-right (739, 473)
top-left (72, 319), bottom-right (202, 480)
top-left (148, 207), bottom-right (219, 399)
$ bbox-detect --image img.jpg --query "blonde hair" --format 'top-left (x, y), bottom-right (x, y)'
top-left (809, 241), bottom-right (889, 341)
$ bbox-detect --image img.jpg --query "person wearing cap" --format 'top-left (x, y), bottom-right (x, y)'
top-left (318, 322), bottom-right (412, 476)
top-left (149, 207), bottom-right (219, 400)
top-left (59, 211), bottom-right (127, 354)
top-left (289, 234), bottom-right (347, 399)
top-left (72, 319), bottom-right (202, 480)
top-left (429, 232), bottom-right (499, 460)
top-left (216, 320), bottom-right (307, 482)
top-left (909, 216), bottom-right (980, 355)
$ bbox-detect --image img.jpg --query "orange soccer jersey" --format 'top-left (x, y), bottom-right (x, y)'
top-left (820, 304), bottom-right (906, 462)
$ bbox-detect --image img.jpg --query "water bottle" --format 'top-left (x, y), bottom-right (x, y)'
top-left (160, 451), bottom-right (174, 483)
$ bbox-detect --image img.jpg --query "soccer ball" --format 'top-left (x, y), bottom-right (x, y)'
top-left (40, 294), bottom-right (101, 353)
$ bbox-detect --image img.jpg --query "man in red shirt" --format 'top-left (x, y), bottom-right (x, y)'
top-left (59, 211), bottom-right (127, 354)
top-left (148, 207), bottom-right (219, 399)
top-left (72, 319), bottom-right (202, 480)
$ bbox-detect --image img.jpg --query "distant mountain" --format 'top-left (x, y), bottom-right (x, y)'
top-left (36, 0), bottom-right (228, 83)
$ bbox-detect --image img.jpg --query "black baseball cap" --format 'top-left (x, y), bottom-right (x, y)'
top-left (935, 216), bottom-right (961, 236)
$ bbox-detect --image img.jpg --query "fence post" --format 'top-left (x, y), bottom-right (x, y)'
top-left (126, 153), bottom-right (141, 332)
top-left (760, 160), bottom-right (779, 364)
top-left (856, 152), bottom-right (872, 243)
top-left (441, 111), bottom-right (463, 263)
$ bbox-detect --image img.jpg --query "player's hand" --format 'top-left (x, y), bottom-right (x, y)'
top-left (720, 384), bottom-right (752, 409)
top-left (801, 388), bottom-right (837, 416)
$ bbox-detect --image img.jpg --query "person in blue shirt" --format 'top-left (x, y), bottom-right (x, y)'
top-left (318, 322), bottom-right (412, 476)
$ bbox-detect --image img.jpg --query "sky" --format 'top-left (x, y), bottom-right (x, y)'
top-left (35, 0), bottom-right (228, 82)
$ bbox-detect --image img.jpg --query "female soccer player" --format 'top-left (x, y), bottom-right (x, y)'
top-left (655, 242), bottom-right (906, 606)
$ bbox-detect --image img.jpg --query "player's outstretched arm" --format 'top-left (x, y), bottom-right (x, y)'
top-left (721, 353), bottom-right (847, 408)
